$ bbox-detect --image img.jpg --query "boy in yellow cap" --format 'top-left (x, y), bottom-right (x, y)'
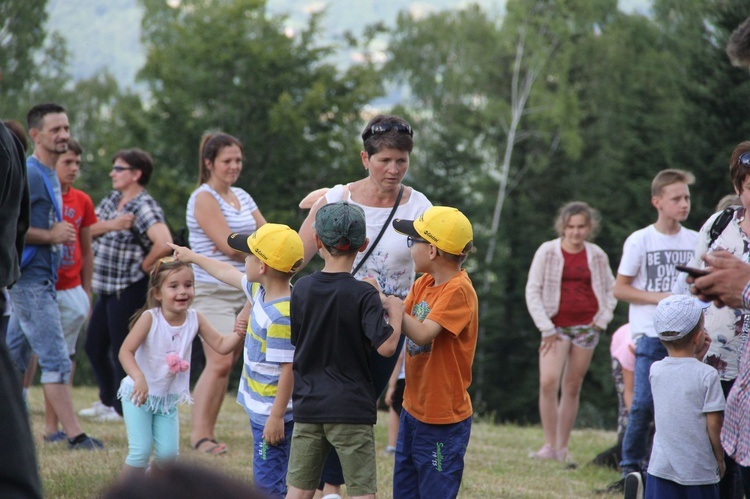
top-left (391, 206), bottom-right (478, 499)
top-left (168, 223), bottom-right (303, 498)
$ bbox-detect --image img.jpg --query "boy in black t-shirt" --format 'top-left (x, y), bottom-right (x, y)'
top-left (287, 201), bottom-right (403, 499)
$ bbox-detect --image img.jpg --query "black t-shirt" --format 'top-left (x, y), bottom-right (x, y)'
top-left (290, 271), bottom-right (394, 424)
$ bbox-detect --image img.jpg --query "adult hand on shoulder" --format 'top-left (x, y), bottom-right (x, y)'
top-left (690, 251), bottom-right (750, 309)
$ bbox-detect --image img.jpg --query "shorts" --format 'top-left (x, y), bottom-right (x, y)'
top-left (287, 423), bottom-right (377, 496)
top-left (192, 280), bottom-right (247, 334)
top-left (556, 324), bottom-right (600, 349)
top-left (645, 473), bottom-right (719, 499)
top-left (391, 378), bottom-right (405, 415)
top-left (251, 418), bottom-right (293, 498)
top-left (56, 285), bottom-right (90, 356)
top-left (7, 280), bottom-right (72, 383)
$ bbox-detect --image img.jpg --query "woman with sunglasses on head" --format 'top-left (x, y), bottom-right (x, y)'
top-left (525, 201), bottom-right (616, 466)
top-left (81, 149), bottom-right (173, 421)
top-left (185, 132), bottom-right (266, 455)
top-left (672, 143), bottom-right (750, 498)
top-left (298, 114), bottom-right (432, 496)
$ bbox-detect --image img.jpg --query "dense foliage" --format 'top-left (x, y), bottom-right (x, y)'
top-left (3, 0), bottom-right (750, 428)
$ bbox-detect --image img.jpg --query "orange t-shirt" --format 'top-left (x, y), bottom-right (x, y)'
top-left (402, 269), bottom-right (478, 424)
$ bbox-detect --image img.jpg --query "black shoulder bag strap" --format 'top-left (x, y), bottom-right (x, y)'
top-left (708, 207), bottom-right (735, 246)
top-left (351, 184), bottom-right (404, 276)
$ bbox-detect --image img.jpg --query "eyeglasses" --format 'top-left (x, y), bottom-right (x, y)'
top-left (361, 123), bottom-right (414, 142)
top-left (112, 165), bottom-right (133, 173)
top-left (739, 152), bottom-right (750, 167)
top-left (406, 236), bottom-right (429, 248)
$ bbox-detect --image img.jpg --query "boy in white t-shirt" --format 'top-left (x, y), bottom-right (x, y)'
top-left (610, 169), bottom-right (698, 495)
top-left (646, 295), bottom-right (724, 498)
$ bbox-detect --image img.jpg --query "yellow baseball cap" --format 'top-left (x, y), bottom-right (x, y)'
top-left (227, 223), bottom-right (304, 273)
top-left (393, 206), bottom-right (473, 256)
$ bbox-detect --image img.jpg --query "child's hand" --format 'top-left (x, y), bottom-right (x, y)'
top-left (234, 316), bottom-right (248, 338)
top-left (131, 377), bottom-right (149, 407)
top-left (263, 415), bottom-right (285, 446)
top-left (719, 458), bottom-right (726, 478)
top-left (385, 384), bottom-right (395, 407)
top-left (168, 242), bottom-right (196, 263)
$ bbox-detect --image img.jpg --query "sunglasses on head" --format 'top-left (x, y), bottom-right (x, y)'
top-left (112, 165), bottom-right (134, 173)
top-left (739, 152), bottom-right (750, 166)
top-left (152, 256), bottom-right (176, 276)
top-left (361, 122), bottom-right (414, 142)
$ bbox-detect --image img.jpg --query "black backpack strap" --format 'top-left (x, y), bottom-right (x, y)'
top-left (708, 207), bottom-right (736, 246)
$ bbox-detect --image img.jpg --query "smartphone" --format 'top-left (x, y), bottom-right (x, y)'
top-left (675, 265), bottom-right (710, 278)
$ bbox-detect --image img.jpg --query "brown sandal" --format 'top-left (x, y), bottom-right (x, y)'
top-left (192, 437), bottom-right (227, 455)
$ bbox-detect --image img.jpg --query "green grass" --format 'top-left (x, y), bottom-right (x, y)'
top-left (30, 386), bottom-right (622, 497)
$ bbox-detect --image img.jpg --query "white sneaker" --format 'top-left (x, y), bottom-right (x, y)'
top-left (94, 406), bottom-right (123, 422)
top-left (78, 401), bottom-right (108, 418)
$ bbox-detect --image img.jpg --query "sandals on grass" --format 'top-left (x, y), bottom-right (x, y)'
top-left (192, 437), bottom-right (228, 455)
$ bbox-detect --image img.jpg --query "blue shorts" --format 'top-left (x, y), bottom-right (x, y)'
top-left (251, 418), bottom-right (293, 499)
top-left (645, 473), bottom-right (719, 499)
top-left (393, 410), bottom-right (471, 499)
top-left (7, 280), bottom-right (72, 383)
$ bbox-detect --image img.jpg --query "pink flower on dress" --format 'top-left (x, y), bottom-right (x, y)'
top-left (166, 353), bottom-right (190, 375)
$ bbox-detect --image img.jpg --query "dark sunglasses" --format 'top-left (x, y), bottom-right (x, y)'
top-left (406, 235), bottom-right (429, 248)
top-left (112, 165), bottom-right (134, 173)
top-left (361, 122), bottom-right (414, 142)
top-left (739, 152), bottom-right (750, 166)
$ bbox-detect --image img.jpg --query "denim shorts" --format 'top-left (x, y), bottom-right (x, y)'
top-left (56, 285), bottom-right (90, 356)
top-left (7, 280), bottom-right (72, 383)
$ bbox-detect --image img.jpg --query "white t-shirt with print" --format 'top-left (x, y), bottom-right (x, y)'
top-left (617, 224), bottom-right (697, 340)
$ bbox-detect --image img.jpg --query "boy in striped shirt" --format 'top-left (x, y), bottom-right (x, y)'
top-left (169, 223), bottom-right (304, 499)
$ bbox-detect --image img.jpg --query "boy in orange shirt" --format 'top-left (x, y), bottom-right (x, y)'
top-left (391, 206), bottom-right (478, 499)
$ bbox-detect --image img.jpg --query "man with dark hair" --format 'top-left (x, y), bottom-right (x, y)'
top-left (6, 103), bottom-right (103, 450)
top-left (0, 119), bottom-right (42, 497)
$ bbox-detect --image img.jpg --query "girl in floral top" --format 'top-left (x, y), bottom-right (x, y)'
top-left (117, 258), bottom-right (244, 479)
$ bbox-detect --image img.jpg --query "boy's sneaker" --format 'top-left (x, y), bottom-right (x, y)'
top-left (68, 433), bottom-right (104, 450)
top-left (78, 401), bottom-right (108, 418)
top-left (43, 431), bottom-right (67, 443)
top-left (624, 471), bottom-right (644, 499)
top-left (94, 406), bottom-right (123, 422)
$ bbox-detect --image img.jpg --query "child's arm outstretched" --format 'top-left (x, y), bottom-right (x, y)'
top-left (118, 312), bottom-right (154, 407)
top-left (376, 295), bottom-right (404, 357)
top-left (264, 362), bottom-right (293, 446)
top-left (707, 411), bottom-right (726, 478)
top-left (196, 311), bottom-right (246, 354)
top-left (168, 242), bottom-right (244, 290)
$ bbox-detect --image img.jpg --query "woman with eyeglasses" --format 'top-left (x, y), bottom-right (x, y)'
top-left (297, 114), bottom-right (432, 496)
top-left (81, 149), bottom-right (173, 421)
top-left (673, 143), bottom-right (750, 498)
top-left (185, 132), bottom-right (266, 455)
top-left (525, 201), bottom-right (616, 465)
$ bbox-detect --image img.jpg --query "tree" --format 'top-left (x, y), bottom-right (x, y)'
top-left (135, 0), bottom-right (383, 227)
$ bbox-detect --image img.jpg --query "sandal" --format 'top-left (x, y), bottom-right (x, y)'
top-left (192, 437), bottom-right (227, 455)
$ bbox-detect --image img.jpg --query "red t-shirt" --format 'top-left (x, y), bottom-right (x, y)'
top-left (56, 187), bottom-right (97, 290)
top-left (552, 247), bottom-right (598, 327)
top-left (403, 269), bottom-right (478, 424)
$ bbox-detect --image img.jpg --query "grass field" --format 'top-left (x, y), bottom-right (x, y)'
top-left (29, 386), bottom-right (622, 498)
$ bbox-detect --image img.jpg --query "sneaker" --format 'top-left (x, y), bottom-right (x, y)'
top-left (94, 406), bottom-right (123, 422)
top-left (43, 431), bottom-right (67, 443)
top-left (78, 401), bottom-right (109, 418)
top-left (384, 445), bottom-right (396, 455)
top-left (529, 444), bottom-right (558, 460)
top-left (68, 434), bottom-right (104, 450)
top-left (624, 471), bottom-right (644, 499)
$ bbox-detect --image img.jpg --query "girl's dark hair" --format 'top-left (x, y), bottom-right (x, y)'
top-left (197, 132), bottom-right (243, 185)
top-left (128, 258), bottom-right (193, 329)
top-left (112, 148), bottom-right (154, 186)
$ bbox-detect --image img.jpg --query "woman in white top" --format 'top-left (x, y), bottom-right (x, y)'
top-left (298, 114), bottom-right (432, 494)
top-left (185, 132), bottom-right (266, 454)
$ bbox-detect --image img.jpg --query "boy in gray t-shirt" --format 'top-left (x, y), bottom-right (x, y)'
top-left (642, 295), bottom-right (725, 499)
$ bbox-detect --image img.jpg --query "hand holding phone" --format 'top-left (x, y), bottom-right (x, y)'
top-left (675, 265), bottom-right (710, 278)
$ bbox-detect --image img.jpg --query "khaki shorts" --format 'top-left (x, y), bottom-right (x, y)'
top-left (192, 280), bottom-right (247, 335)
top-left (287, 423), bottom-right (377, 496)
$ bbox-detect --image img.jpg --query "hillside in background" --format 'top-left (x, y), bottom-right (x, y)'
top-left (47, 0), bottom-right (649, 88)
